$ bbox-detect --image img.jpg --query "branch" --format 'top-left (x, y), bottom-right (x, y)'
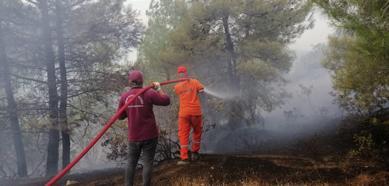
top-left (69, 0), bottom-right (87, 9)
top-left (67, 78), bottom-right (106, 84)
top-left (11, 74), bottom-right (47, 84)
top-left (25, 0), bottom-right (38, 6)
top-left (67, 103), bottom-right (102, 119)
top-left (28, 153), bottom-right (46, 177)
top-left (18, 107), bottom-right (49, 112)
top-left (12, 62), bottom-right (46, 71)
top-left (21, 129), bottom-right (47, 134)
top-left (66, 69), bottom-right (119, 76)
top-left (67, 88), bottom-right (106, 99)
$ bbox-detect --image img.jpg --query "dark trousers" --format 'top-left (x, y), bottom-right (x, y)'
top-left (125, 137), bottom-right (158, 186)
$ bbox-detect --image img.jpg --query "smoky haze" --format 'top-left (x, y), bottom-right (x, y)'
top-left (201, 11), bottom-right (339, 154)
top-left (202, 44), bottom-right (342, 154)
top-left (0, 1), bottom-right (340, 181)
top-left (63, 8), bottom-right (341, 171)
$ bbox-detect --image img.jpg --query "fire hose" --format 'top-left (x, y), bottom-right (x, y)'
top-left (46, 78), bottom-right (189, 186)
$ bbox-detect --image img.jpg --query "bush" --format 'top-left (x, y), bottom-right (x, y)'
top-left (344, 111), bottom-right (389, 163)
top-left (349, 132), bottom-right (377, 159)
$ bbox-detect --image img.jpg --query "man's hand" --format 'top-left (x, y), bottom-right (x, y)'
top-left (153, 82), bottom-right (161, 91)
top-left (153, 82), bottom-right (167, 95)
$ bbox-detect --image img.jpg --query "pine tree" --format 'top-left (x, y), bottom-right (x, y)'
top-left (314, 0), bottom-right (389, 114)
top-left (140, 0), bottom-right (313, 127)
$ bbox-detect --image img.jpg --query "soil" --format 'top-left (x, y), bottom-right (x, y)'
top-left (4, 154), bottom-right (388, 186)
top-left (15, 154), bottom-right (385, 186)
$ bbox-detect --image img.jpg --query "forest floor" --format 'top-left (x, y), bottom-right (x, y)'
top-left (65, 154), bottom-right (389, 186)
top-left (3, 154), bottom-right (388, 185)
top-left (4, 115), bottom-right (389, 186)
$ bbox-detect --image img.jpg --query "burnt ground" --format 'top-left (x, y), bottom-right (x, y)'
top-left (149, 154), bottom-right (389, 186)
top-left (7, 154), bottom-right (387, 186)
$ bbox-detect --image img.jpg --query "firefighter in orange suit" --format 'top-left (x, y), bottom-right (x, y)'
top-left (174, 66), bottom-right (205, 164)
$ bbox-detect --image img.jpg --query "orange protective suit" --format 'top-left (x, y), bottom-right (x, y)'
top-left (174, 79), bottom-right (204, 160)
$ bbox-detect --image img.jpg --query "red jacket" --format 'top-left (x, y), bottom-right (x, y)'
top-left (118, 87), bottom-right (170, 142)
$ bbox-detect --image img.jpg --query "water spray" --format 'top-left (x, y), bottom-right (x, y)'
top-left (204, 87), bottom-right (238, 100)
top-left (45, 78), bottom-right (189, 186)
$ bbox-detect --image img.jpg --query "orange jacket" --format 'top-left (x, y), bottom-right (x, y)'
top-left (174, 79), bottom-right (204, 117)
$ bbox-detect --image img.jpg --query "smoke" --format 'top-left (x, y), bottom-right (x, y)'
top-left (202, 44), bottom-right (342, 154)
top-left (264, 44), bottom-right (342, 129)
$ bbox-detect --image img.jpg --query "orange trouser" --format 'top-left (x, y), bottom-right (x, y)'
top-left (178, 115), bottom-right (203, 160)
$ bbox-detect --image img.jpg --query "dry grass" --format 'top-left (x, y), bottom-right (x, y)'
top-left (167, 176), bottom-right (269, 186)
top-left (165, 176), bottom-right (337, 186)
top-left (56, 155), bottom-right (389, 186)
top-left (350, 172), bottom-right (389, 186)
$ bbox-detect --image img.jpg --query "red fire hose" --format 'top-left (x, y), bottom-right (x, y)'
top-left (46, 78), bottom-right (189, 186)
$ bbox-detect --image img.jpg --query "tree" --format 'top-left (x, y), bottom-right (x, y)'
top-left (55, 0), bottom-right (70, 169)
top-left (314, 0), bottom-right (389, 114)
top-left (139, 0), bottom-right (313, 127)
top-left (0, 0), bottom-right (143, 177)
top-left (0, 21), bottom-right (28, 179)
top-left (0, 0), bottom-right (34, 177)
top-left (138, 0), bottom-right (184, 80)
top-left (63, 0), bottom-right (143, 166)
top-left (36, 0), bottom-right (61, 176)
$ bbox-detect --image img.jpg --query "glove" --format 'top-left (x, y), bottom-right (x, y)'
top-left (153, 82), bottom-right (161, 91)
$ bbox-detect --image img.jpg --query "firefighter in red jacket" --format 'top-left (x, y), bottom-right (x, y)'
top-left (118, 70), bottom-right (170, 186)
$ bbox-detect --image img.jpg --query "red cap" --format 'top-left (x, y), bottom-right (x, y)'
top-left (128, 70), bottom-right (143, 84)
top-left (177, 66), bottom-right (187, 74)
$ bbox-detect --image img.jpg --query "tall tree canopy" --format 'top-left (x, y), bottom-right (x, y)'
top-left (139, 0), bottom-right (313, 127)
top-left (0, 0), bottom-right (142, 177)
top-left (314, 0), bottom-right (389, 114)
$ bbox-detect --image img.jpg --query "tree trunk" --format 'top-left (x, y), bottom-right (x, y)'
top-left (55, 0), bottom-right (70, 169)
top-left (163, 66), bottom-right (171, 80)
top-left (38, 0), bottom-right (60, 176)
top-left (222, 15), bottom-right (238, 86)
top-left (0, 24), bottom-right (28, 178)
top-left (222, 15), bottom-right (244, 128)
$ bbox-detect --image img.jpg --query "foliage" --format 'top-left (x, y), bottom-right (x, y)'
top-left (139, 0), bottom-right (313, 127)
top-left (314, 0), bottom-right (389, 114)
top-left (349, 132), bottom-right (376, 159)
top-left (0, 0), bottom-right (142, 176)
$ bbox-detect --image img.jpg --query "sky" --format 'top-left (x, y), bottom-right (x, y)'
top-left (125, 0), bottom-right (151, 25)
top-left (289, 10), bottom-right (335, 55)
